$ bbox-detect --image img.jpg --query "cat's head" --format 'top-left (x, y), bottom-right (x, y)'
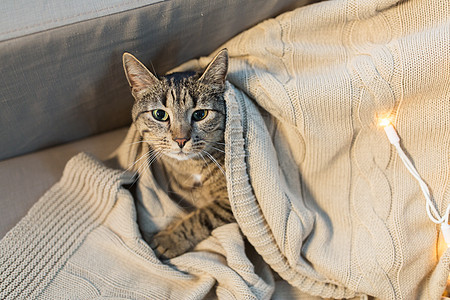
top-left (123, 49), bottom-right (228, 161)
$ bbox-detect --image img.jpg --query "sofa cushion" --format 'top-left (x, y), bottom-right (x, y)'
top-left (0, 0), bottom-right (308, 161)
top-left (0, 0), bottom-right (163, 41)
top-left (0, 127), bottom-right (128, 239)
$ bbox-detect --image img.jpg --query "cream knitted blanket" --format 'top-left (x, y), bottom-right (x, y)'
top-left (2, 0), bottom-right (450, 299)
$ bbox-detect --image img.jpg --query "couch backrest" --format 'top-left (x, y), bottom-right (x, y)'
top-left (0, 0), bottom-right (307, 161)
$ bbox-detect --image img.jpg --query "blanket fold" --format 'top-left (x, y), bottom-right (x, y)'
top-left (0, 153), bottom-right (133, 298)
top-left (1, 152), bottom-right (275, 299)
top-left (176, 0), bottom-right (450, 298)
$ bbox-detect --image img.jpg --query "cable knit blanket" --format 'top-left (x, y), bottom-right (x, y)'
top-left (1, 0), bottom-right (450, 299)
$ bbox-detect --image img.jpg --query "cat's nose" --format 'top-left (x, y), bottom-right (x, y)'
top-left (174, 138), bottom-right (189, 148)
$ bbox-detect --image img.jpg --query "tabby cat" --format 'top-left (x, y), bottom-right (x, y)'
top-left (122, 49), bottom-right (235, 259)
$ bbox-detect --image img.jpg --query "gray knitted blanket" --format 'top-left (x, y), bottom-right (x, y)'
top-left (2, 1), bottom-right (450, 299)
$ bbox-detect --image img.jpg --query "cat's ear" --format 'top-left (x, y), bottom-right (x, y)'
top-left (123, 53), bottom-right (159, 98)
top-left (199, 49), bottom-right (228, 87)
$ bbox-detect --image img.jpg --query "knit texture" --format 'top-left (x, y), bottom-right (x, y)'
top-left (0, 151), bottom-right (274, 299)
top-left (0, 153), bottom-right (134, 298)
top-left (176, 0), bottom-right (450, 298)
top-left (1, 0), bottom-right (450, 299)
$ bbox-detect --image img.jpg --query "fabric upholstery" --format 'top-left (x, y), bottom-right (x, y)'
top-left (0, 0), bottom-right (307, 161)
top-left (0, 0), bottom-right (163, 41)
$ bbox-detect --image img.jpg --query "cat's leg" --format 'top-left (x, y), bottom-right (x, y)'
top-left (149, 199), bottom-right (235, 259)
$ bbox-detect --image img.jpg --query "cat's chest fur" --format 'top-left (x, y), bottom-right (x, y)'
top-left (160, 155), bottom-right (226, 209)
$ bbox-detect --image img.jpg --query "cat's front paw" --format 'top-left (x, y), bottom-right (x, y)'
top-left (150, 230), bottom-right (193, 259)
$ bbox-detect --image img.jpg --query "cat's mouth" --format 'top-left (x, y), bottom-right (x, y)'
top-left (166, 150), bottom-right (196, 161)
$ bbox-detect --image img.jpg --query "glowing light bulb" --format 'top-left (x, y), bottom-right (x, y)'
top-left (379, 120), bottom-right (400, 145)
top-left (378, 114), bottom-right (450, 250)
top-left (378, 118), bottom-right (391, 127)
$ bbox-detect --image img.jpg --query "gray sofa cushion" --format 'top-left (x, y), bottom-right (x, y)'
top-left (0, 0), bottom-right (307, 161)
top-left (0, 0), bottom-right (163, 41)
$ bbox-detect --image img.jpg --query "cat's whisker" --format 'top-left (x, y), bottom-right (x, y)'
top-left (202, 150), bottom-right (226, 177)
top-left (129, 150), bottom-right (162, 187)
top-left (128, 164), bottom-right (145, 188)
top-left (123, 150), bottom-right (153, 174)
top-left (147, 151), bottom-right (163, 169)
top-left (196, 152), bottom-right (209, 169)
top-left (203, 139), bottom-right (226, 146)
top-left (135, 150), bottom-right (162, 181)
top-left (129, 155), bottom-right (152, 186)
top-left (210, 146), bottom-right (225, 154)
top-left (212, 141), bottom-right (226, 146)
top-left (127, 139), bottom-right (160, 146)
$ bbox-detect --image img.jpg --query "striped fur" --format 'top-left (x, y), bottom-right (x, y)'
top-left (123, 50), bottom-right (234, 258)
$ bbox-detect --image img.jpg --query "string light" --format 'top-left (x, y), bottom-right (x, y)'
top-left (379, 118), bottom-right (450, 247)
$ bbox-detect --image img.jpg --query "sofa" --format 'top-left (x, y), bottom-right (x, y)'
top-left (0, 0), bottom-right (309, 239)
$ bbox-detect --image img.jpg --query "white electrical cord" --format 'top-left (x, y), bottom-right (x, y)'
top-left (382, 121), bottom-right (450, 246)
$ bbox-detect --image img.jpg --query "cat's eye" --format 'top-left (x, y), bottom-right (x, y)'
top-left (152, 109), bottom-right (169, 122)
top-left (192, 109), bottom-right (208, 121)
